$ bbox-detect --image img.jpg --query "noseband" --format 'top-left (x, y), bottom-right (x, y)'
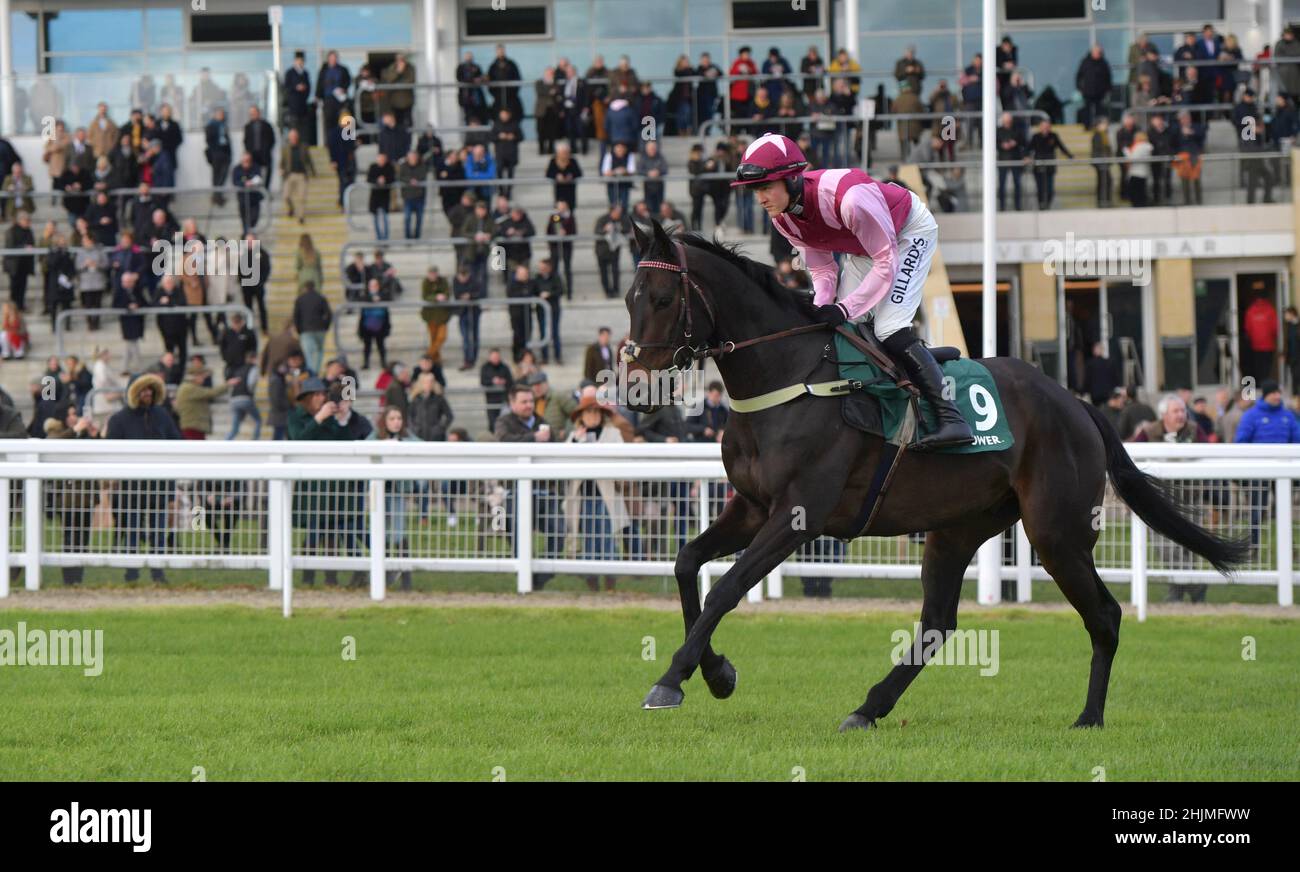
top-left (623, 238), bottom-right (832, 371)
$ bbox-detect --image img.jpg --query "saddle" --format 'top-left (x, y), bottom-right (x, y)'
top-left (834, 323), bottom-right (962, 395)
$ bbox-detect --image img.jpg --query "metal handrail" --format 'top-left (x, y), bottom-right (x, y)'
top-left (54, 303), bottom-right (255, 357)
top-left (331, 298), bottom-right (551, 361)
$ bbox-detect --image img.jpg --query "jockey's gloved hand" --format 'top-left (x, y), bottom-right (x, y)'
top-left (813, 304), bottom-right (848, 327)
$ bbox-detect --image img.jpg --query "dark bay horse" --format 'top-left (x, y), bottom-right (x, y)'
top-left (623, 221), bottom-right (1247, 731)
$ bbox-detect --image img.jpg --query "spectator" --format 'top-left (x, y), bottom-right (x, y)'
top-left (237, 231), bottom-right (270, 333)
top-left (604, 87), bottom-right (639, 150)
top-left (151, 274), bottom-right (189, 363)
top-left (380, 54), bottom-right (416, 129)
top-left (1101, 387), bottom-right (1127, 432)
top-left (230, 152), bottom-right (265, 233)
top-left (104, 373), bottom-right (179, 583)
top-left (43, 234), bottom-right (76, 327)
top-left (457, 198), bottom-right (494, 288)
top-left (584, 327), bottom-right (615, 383)
top-left (545, 142), bottom-right (582, 210)
top-left (1076, 44), bottom-right (1113, 127)
top-left (1216, 389), bottom-right (1254, 443)
top-left (408, 370), bottom-right (453, 442)
top-left (1124, 131), bottom-right (1154, 207)
top-left (112, 270), bottom-right (147, 372)
top-left (87, 102), bottom-right (119, 159)
top-left (175, 361), bottom-right (237, 440)
top-left (436, 148), bottom-right (467, 217)
top-left (316, 51), bottom-right (353, 131)
top-left (601, 140), bottom-right (635, 210)
top-left (1285, 306), bottom-right (1300, 392)
top-left (205, 107), bottom-right (232, 207)
top-left (686, 381), bottom-right (728, 443)
top-left (1234, 89), bottom-right (1274, 203)
top-left (480, 348), bottom-right (513, 431)
top-left (452, 259), bottom-right (483, 369)
top-left (1243, 292), bottom-right (1280, 383)
top-left (464, 143), bottom-right (497, 202)
top-left (498, 202), bottom-right (535, 274)
top-left (1235, 380), bottom-right (1300, 552)
top-left (1083, 342), bottom-right (1118, 405)
top-left (564, 396), bottom-right (628, 591)
top-left (1117, 385), bottom-right (1157, 440)
top-left (487, 43), bottom-right (523, 119)
top-left (505, 263), bottom-right (534, 362)
top-left (894, 46), bottom-right (926, 94)
top-left (545, 200), bottom-right (577, 299)
top-left (283, 51), bottom-right (312, 134)
top-left (397, 150), bottom-right (428, 239)
top-left (216, 311), bottom-right (257, 378)
top-left (327, 112), bottom-right (358, 208)
top-left (533, 258), bottom-right (563, 365)
top-left (0, 302), bottom-right (28, 359)
top-left (1, 163), bottom-right (34, 221)
top-left (367, 151), bottom-right (396, 239)
top-left (594, 203), bottom-right (630, 298)
top-left (225, 348), bottom-right (261, 440)
top-left (491, 107), bottom-right (523, 197)
top-left (358, 278), bottom-right (392, 370)
top-left (1147, 113), bottom-right (1176, 205)
top-left (1027, 119), bottom-right (1073, 210)
top-left (376, 111), bottom-right (410, 165)
top-left (382, 362), bottom-right (413, 415)
top-left (456, 50), bottom-right (488, 123)
top-left (269, 348), bottom-right (309, 441)
top-left (1090, 117), bottom-right (1113, 207)
top-left (280, 126), bottom-right (315, 224)
top-left (3, 211), bottom-right (36, 311)
top-left (243, 105), bottom-right (276, 177)
top-left (42, 403), bottom-right (99, 584)
top-left (420, 265), bottom-right (451, 365)
top-left (637, 140), bottom-right (668, 214)
top-left (995, 113), bottom-right (1026, 211)
top-left (1173, 110), bottom-right (1205, 205)
top-left (291, 280), bottom-right (332, 378)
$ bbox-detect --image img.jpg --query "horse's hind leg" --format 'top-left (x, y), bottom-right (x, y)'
top-left (843, 511), bottom-right (1015, 732)
top-left (1022, 502), bottom-right (1122, 728)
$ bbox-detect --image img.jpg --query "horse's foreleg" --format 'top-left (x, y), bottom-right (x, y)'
top-left (644, 502), bottom-right (816, 709)
top-left (673, 490), bottom-right (765, 699)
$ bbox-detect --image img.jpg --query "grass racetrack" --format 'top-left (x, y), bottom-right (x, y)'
top-left (1, 602), bottom-right (1297, 780)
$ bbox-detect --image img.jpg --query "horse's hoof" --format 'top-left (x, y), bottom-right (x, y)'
top-left (642, 684), bottom-right (685, 710)
top-left (703, 657), bottom-right (738, 700)
top-left (1071, 715), bottom-right (1104, 729)
top-left (838, 713), bottom-right (877, 733)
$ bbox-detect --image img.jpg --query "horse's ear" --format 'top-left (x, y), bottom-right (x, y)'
top-left (651, 219), bottom-right (673, 250)
top-left (631, 220), bottom-right (651, 254)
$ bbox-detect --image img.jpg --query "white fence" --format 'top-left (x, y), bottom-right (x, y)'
top-left (0, 440), bottom-right (1295, 620)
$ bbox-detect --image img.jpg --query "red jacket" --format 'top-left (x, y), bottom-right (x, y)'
top-left (729, 57), bottom-right (757, 103)
top-left (1244, 299), bottom-right (1279, 352)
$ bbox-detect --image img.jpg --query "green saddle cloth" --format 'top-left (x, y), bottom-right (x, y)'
top-left (833, 334), bottom-right (1015, 454)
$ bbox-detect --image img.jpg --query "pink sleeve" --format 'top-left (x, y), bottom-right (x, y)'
top-left (799, 245), bottom-right (839, 306)
top-left (834, 184), bottom-right (899, 320)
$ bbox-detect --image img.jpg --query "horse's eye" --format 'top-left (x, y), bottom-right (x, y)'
top-left (652, 294), bottom-right (672, 311)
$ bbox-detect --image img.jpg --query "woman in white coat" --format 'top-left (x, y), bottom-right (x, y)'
top-left (564, 396), bottom-right (629, 592)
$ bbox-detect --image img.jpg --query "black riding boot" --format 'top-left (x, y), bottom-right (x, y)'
top-left (883, 329), bottom-right (975, 450)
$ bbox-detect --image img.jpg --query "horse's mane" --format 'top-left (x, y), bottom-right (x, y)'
top-left (675, 232), bottom-right (815, 316)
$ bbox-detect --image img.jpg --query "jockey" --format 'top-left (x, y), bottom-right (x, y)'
top-left (732, 132), bottom-right (974, 449)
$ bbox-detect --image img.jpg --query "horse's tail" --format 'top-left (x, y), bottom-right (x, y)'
top-left (1081, 401), bottom-right (1249, 575)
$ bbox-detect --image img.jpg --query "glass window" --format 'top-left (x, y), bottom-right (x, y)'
top-left (320, 4), bottom-right (412, 48)
top-left (1005, 29), bottom-right (1094, 104)
top-left (280, 6), bottom-right (318, 49)
top-left (553, 0), bottom-right (590, 39)
top-left (858, 34), bottom-right (959, 82)
top-left (47, 9), bottom-right (144, 53)
top-left (146, 7), bottom-right (183, 47)
top-left (859, 0), bottom-right (955, 32)
top-left (11, 12), bottom-right (39, 74)
top-left (1134, 0), bottom-right (1222, 23)
top-left (595, 1), bottom-right (684, 38)
top-left (731, 0), bottom-right (821, 29)
top-left (688, 0), bottom-right (724, 37)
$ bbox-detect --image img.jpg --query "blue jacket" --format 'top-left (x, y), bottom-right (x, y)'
top-left (1235, 399), bottom-right (1300, 443)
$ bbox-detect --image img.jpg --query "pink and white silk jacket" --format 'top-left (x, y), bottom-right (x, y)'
top-left (772, 169), bottom-right (914, 320)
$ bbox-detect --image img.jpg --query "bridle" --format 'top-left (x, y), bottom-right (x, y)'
top-left (622, 238), bottom-right (829, 372)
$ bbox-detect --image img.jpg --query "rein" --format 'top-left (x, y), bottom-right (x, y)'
top-left (624, 239), bottom-right (829, 371)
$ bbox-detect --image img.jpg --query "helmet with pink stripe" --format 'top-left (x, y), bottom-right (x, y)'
top-left (731, 133), bottom-right (809, 188)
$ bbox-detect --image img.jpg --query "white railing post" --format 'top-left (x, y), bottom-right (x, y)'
top-left (369, 479), bottom-right (386, 601)
top-left (766, 565), bottom-right (783, 599)
top-left (281, 479), bottom-right (293, 618)
top-left (1275, 477), bottom-right (1293, 607)
top-left (1131, 513), bottom-right (1147, 623)
top-left (1015, 521), bottom-right (1032, 602)
top-left (0, 478), bottom-right (8, 598)
top-left (697, 479), bottom-right (711, 599)
top-left (22, 470), bottom-right (40, 590)
top-left (516, 461), bottom-right (533, 594)
top-left (976, 536), bottom-right (1001, 604)
top-left (267, 473), bottom-right (283, 591)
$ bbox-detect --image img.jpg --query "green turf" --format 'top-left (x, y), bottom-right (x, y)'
top-left (0, 605), bottom-right (1295, 780)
